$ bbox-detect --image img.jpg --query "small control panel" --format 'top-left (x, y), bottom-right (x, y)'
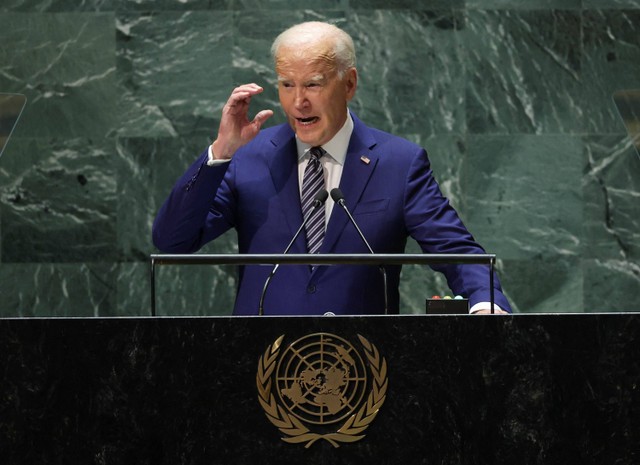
top-left (426, 295), bottom-right (469, 314)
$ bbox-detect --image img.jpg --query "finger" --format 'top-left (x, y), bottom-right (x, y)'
top-left (227, 91), bottom-right (253, 106)
top-left (225, 84), bottom-right (267, 112)
top-left (472, 309), bottom-right (509, 315)
top-left (227, 86), bottom-right (267, 108)
top-left (252, 109), bottom-right (274, 128)
top-left (234, 82), bottom-right (263, 92)
top-left (230, 83), bottom-right (265, 98)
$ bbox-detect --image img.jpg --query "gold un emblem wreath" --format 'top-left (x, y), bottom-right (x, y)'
top-left (256, 332), bottom-right (388, 448)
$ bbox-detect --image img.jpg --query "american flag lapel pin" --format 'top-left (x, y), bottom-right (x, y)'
top-left (360, 155), bottom-right (371, 165)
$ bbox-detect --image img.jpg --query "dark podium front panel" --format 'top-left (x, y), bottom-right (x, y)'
top-left (1, 314), bottom-right (638, 465)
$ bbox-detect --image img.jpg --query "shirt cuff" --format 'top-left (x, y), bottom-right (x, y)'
top-left (469, 302), bottom-right (505, 314)
top-left (206, 145), bottom-right (231, 166)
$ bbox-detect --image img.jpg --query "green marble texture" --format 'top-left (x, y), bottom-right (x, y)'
top-left (464, 10), bottom-right (582, 134)
top-left (582, 10), bottom-right (640, 133)
top-left (466, 0), bottom-right (582, 8)
top-left (583, 0), bottom-right (640, 8)
top-left (0, 263), bottom-right (116, 316)
top-left (350, 10), bottom-right (466, 136)
top-left (461, 134), bottom-right (583, 260)
top-left (584, 135), bottom-right (640, 261)
top-left (0, 13), bottom-right (117, 139)
top-left (1, 1), bottom-right (639, 316)
top-left (0, 138), bottom-right (117, 262)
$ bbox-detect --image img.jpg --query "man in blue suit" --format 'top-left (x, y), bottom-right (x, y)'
top-left (153, 21), bottom-right (511, 315)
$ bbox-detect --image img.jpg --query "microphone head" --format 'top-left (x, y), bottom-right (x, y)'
top-left (311, 189), bottom-right (328, 208)
top-left (330, 188), bottom-right (345, 203)
top-left (314, 189), bottom-right (329, 204)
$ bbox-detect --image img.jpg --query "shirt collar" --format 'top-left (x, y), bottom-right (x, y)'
top-left (296, 111), bottom-right (354, 165)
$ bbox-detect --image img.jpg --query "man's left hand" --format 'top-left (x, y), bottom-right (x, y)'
top-left (472, 309), bottom-right (510, 315)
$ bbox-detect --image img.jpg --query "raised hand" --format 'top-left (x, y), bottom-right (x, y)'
top-left (211, 83), bottom-right (274, 160)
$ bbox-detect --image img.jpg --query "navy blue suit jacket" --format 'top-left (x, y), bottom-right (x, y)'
top-left (153, 113), bottom-right (511, 315)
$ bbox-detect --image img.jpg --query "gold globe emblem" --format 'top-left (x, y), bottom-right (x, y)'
top-left (276, 333), bottom-right (367, 425)
top-left (257, 333), bottom-right (388, 448)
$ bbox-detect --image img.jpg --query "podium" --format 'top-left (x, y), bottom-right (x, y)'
top-left (1, 314), bottom-right (638, 464)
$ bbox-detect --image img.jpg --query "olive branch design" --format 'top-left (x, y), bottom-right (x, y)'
top-left (256, 333), bottom-right (388, 448)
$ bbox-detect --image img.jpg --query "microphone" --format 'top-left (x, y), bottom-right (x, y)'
top-left (258, 189), bottom-right (328, 315)
top-left (330, 188), bottom-right (389, 315)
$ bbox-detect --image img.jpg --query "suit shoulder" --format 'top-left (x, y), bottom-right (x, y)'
top-left (364, 126), bottom-right (427, 165)
top-left (370, 127), bottom-right (421, 149)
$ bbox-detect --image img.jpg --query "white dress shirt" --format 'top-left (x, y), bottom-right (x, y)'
top-left (295, 113), bottom-right (353, 226)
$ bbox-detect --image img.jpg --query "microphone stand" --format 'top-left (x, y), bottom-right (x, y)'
top-left (330, 188), bottom-right (389, 315)
top-left (258, 190), bottom-right (328, 315)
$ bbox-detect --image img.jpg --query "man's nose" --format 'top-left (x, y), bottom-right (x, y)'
top-left (294, 89), bottom-right (309, 109)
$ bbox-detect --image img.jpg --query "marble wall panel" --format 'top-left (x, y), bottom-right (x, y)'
top-left (583, 135), bottom-right (640, 261)
top-left (116, 261), bottom-right (152, 315)
top-left (0, 137), bottom-right (117, 262)
top-left (461, 134), bottom-right (582, 260)
top-left (5, 0), bottom-right (638, 13)
top-left (584, 259), bottom-right (640, 312)
top-left (463, 10), bottom-right (582, 134)
top-left (116, 261), bottom-right (237, 316)
top-left (150, 263), bottom-right (237, 316)
top-left (583, 0), bottom-right (640, 8)
top-left (0, 13), bottom-right (117, 139)
top-left (582, 9), bottom-right (640, 134)
top-left (117, 0), bottom-right (232, 11)
top-left (0, 0), bottom-right (114, 12)
top-left (0, 263), bottom-right (116, 316)
top-left (115, 11), bottom-right (235, 138)
top-left (500, 257), bottom-right (583, 313)
top-left (466, 0), bottom-right (581, 8)
top-left (458, 135), bottom-right (586, 313)
top-left (227, 0), bottom-right (349, 10)
top-left (349, 9), bottom-right (466, 136)
top-left (112, 0), bottom-right (466, 11)
top-left (350, 0), bottom-right (463, 8)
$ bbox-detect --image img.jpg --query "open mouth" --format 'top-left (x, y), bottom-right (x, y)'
top-left (296, 116), bottom-right (319, 126)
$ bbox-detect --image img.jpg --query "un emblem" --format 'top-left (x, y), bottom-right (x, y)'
top-left (256, 333), bottom-right (388, 448)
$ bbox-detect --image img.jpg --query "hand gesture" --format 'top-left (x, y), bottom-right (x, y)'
top-left (211, 83), bottom-right (274, 160)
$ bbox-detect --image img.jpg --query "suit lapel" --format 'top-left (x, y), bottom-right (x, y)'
top-left (267, 125), bottom-right (306, 253)
top-left (320, 115), bottom-right (378, 254)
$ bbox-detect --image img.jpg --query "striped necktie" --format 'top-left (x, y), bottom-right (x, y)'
top-left (301, 146), bottom-right (326, 254)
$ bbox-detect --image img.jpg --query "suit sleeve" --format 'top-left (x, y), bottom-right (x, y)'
top-left (152, 149), bottom-right (237, 253)
top-left (403, 148), bottom-right (512, 312)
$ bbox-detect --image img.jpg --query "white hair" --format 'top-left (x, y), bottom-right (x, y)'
top-left (270, 21), bottom-right (356, 77)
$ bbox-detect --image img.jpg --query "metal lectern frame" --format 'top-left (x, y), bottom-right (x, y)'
top-left (149, 253), bottom-right (497, 317)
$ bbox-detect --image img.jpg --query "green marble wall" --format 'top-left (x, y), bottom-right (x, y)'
top-left (1, 0), bottom-right (639, 316)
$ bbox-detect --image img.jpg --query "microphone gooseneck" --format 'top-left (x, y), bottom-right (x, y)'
top-left (330, 188), bottom-right (389, 315)
top-left (258, 189), bottom-right (328, 316)
top-left (330, 188), bottom-right (373, 254)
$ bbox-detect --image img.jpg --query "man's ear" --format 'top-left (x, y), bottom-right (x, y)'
top-left (345, 67), bottom-right (358, 101)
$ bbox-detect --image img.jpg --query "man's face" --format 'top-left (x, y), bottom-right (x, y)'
top-left (276, 45), bottom-right (357, 147)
